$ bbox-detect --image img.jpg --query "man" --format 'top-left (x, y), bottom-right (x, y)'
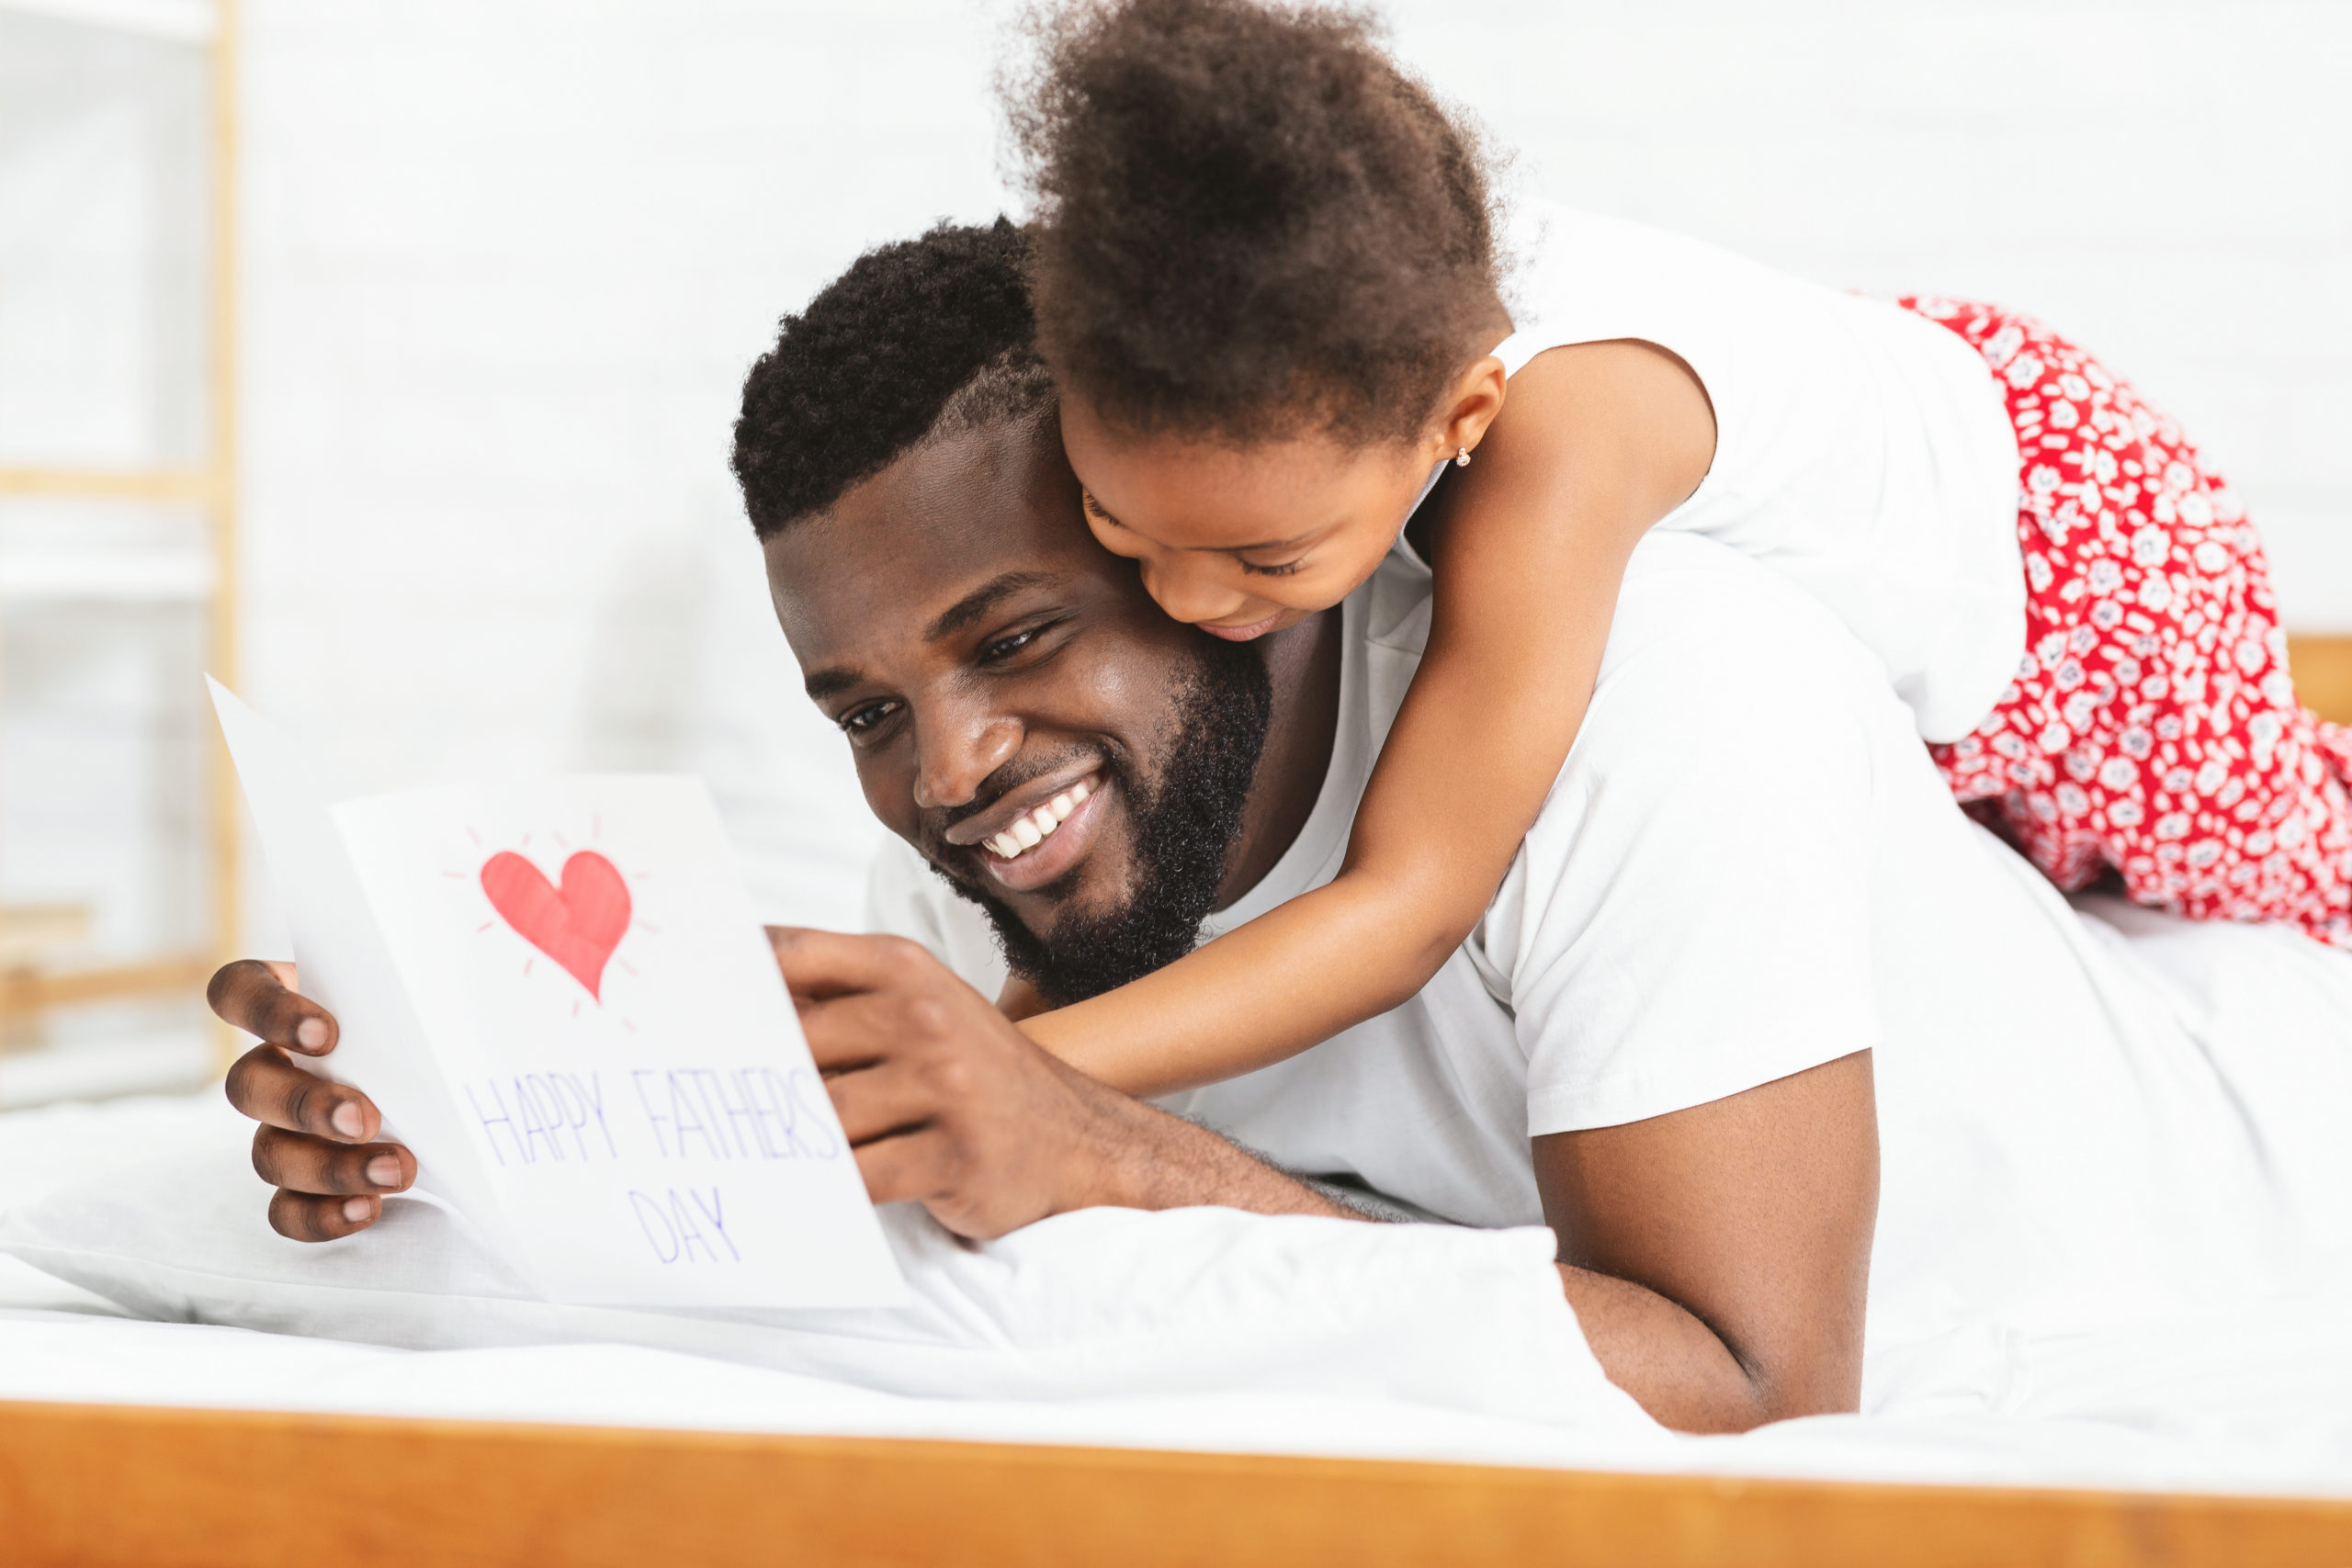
top-left (211, 221), bottom-right (2346, 1435)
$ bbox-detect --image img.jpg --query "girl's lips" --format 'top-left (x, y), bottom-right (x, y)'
top-left (980, 780), bottom-right (1109, 894)
top-left (1197, 613), bottom-right (1285, 642)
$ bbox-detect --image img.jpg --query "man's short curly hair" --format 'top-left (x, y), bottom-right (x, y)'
top-left (1005, 0), bottom-right (1505, 447)
top-left (733, 218), bottom-right (1056, 539)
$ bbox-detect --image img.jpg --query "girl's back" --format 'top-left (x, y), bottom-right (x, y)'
top-left (1496, 198), bottom-right (2024, 741)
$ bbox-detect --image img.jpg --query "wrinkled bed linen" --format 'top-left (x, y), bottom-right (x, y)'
top-left (4, 1090), bottom-right (2350, 1498)
top-left (6, 888), bottom-right (2351, 1497)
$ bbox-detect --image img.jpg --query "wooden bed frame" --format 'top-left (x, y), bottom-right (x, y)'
top-left (5, 1399), bottom-right (2351, 1567)
top-left (2290, 635), bottom-right (2352, 728)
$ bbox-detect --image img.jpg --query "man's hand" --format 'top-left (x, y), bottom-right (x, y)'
top-left (774, 927), bottom-right (1356, 1239)
top-left (779, 928), bottom-right (1138, 1239)
top-left (209, 960), bottom-right (416, 1241)
top-left (210, 931), bottom-right (1351, 1247)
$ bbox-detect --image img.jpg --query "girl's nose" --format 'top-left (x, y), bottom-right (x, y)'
top-left (1140, 552), bottom-right (1249, 626)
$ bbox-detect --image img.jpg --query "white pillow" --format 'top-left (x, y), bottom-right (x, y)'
top-left (0, 1122), bottom-right (1653, 1435)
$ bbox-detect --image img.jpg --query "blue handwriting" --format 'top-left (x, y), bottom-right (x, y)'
top-left (628, 1186), bottom-right (741, 1264)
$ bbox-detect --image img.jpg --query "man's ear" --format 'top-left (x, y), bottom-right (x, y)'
top-left (1430, 355), bottom-right (1508, 465)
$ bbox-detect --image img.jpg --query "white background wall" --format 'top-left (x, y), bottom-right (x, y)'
top-left (234, 0), bottom-right (2352, 942)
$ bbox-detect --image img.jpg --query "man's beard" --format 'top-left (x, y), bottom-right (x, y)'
top-left (934, 639), bottom-right (1273, 1008)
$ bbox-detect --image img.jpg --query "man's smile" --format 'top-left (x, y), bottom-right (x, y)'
top-left (942, 765), bottom-right (1112, 895)
top-left (978, 778), bottom-right (1108, 892)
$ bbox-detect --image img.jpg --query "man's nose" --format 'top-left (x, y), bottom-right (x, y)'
top-left (910, 698), bottom-right (1023, 811)
top-left (1140, 552), bottom-right (1249, 626)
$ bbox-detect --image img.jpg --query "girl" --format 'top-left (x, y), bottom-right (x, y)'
top-left (998, 0), bottom-right (2352, 1095)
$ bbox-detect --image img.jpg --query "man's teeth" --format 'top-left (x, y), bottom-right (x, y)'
top-left (987, 779), bottom-right (1092, 861)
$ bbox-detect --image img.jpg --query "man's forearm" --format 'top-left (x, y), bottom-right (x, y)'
top-left (1067, 1073), bottom-right (1364, 1221)
top-left (1558, 1264), bottom-right (1786, 1434)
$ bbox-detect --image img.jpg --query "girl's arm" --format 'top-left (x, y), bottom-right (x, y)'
top-left (996, 973), bottom-right (1052, 1022)
top-left (1023, 340), bottom-right (1717, 1096)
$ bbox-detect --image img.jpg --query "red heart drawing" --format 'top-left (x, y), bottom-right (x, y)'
top-left (479, 849), bottom-right (631, 1001)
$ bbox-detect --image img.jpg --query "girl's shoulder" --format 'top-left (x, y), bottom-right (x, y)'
top-left (1493, 197), bottom-right (1837, 378)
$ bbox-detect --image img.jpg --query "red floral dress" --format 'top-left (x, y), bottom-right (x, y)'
top-left (1896, 298), bottom-right (2352, 949)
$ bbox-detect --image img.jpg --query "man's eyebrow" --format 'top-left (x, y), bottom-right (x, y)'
top-left (801, 572), bottom-right (1061, 703)
top-left (803, 666), bottom-right (862, 702)
top-left (926, 570), bottom-right (1057, 641)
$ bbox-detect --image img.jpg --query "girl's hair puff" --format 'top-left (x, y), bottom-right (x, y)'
top-left (1006, 0), bottom-right (1507, 447)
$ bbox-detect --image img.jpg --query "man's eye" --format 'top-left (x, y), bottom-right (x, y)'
top-left (1239, 558), bottom-right (1306, 578)
top-left (981, 627), bottom-right (1042, 661)
top-left (839, 700), bottom-right (899, 736)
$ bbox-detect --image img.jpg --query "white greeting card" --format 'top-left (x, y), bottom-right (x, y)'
top-left (210, 679), bottom-right (904, 1308)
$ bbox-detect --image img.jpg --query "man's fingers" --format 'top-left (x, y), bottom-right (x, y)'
top-left (846, 1122), bottom-right (947, 1209)
top-left (823, 1059), bottom-right (940, 1149)
top-left (796, 989), bottom-right (929, 1073)
top-left (224, 1043), bottom-right (383, 1143)
top-left (267, 1188), bottom-right (382, 1243)
top-left (769, 928), bottom-right (935, 1004)
top-left (252, 1125), bottom-right (413, 1198)
top-left (851, 1130), bottom-right (1025, 1242)
top-left (208, 959), bottom-right (337, 1055)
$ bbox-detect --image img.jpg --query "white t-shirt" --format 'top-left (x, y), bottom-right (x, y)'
top-left (1493, 200), bottom-right (2025, 744)
top-left (869, 536), bottom-right (2329, 1358)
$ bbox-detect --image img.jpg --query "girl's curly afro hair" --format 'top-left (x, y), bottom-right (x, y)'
top-left (1005, 0), bottom-right (1506, 447)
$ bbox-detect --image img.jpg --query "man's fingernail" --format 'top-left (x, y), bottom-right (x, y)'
top-left (342, 1197), bottom-right (370, 1222)
top-left (365, 1155), bottom-right (401, 1188)
top-left (296, 1018), bottom-right (328, 1049)
top-left (331, 1101), bottom-right (365, 1138)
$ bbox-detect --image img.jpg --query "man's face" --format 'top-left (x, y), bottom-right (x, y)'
top-left (765, 411), bottom-right (1272, 1003)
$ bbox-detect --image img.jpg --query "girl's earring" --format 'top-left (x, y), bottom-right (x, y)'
top-left (1453, 446), bottom-right (1473, 468)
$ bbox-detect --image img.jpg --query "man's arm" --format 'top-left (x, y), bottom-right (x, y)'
top-left (212, 935), bottom-right (1356, 1242)
top-left (775, 928), bottom-right (1359, 1236)
top-left (1534, 1051), bottom-right (1879, 1433)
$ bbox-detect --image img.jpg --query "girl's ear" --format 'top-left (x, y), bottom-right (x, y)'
top-left (1431, 355), bottom-right (1509, 464)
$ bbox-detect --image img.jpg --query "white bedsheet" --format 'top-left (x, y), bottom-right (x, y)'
top-left (6, 1268), bottom-right (2349, 1497)
top-left (4, 897), bottom-right (2350, 1499)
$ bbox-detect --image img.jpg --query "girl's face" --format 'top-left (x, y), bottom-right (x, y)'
top-left (1059, 394), bottom-right (1446, 642)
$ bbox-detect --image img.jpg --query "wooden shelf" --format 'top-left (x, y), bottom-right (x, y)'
top-left (0, 0), bottom-right (216, 44)
top-left (0, 548), bottom-right (214, 601)
top-left (0, 954), bottom-right (210, 1017)
top-left (0, 0), bottom-right (242, 1069)
top-left (0, 466), bottom-right (215, 505)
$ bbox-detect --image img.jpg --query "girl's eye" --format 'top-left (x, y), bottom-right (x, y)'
top-left (839, 699), bottom-right (899, 736)
top-left (1238, 558), bottom-right (1306, 578)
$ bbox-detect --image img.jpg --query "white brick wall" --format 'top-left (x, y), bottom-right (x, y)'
top-left (240, 0), bottom-right (1013, 933)
top-left (1386, 0), bottom-right (2352, 624)
top-left (233, 0), bottom-right (2352, 942)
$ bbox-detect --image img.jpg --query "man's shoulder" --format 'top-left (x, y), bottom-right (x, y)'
top-left (1472, 535), bottom-right (1900, 1134)
top-left (1373, 530), bottom-right (1896, 728)
top-left (1596, 533), bottom-right (1896, 708)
